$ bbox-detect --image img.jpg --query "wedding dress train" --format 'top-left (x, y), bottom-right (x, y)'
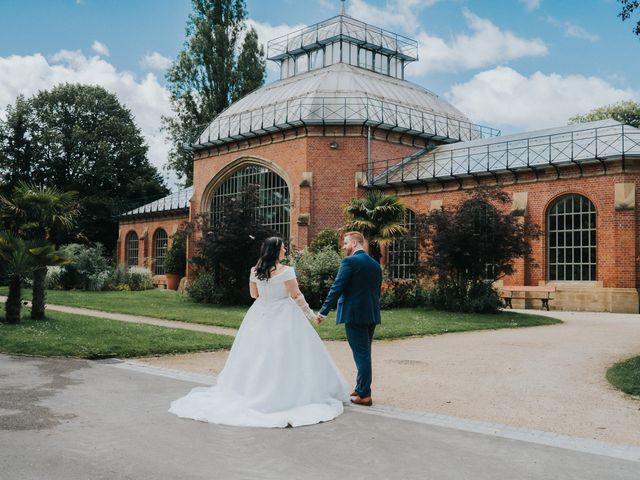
top-left (169, 266), bottom-right (349, 427)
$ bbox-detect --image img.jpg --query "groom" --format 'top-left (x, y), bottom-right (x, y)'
top-left (316, 231), bottom-right (382, 406)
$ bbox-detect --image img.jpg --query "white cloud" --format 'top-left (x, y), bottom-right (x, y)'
top-left (563, 23), bottom-right (599, 42)
top-left (409, 10), bottom-right (548, 75)
top-left (0, 50), bottom-right (178, 187)
top-left (91, 40), bottom-right (110, 57)
top-left (547, 17), bottom-right (599, 42)
top-left (520, 0), bottom-right (541, 11)
top-left (141, 51), bottom-right (173, 71)
top-left (446, 66), bottom-right (639, 131)
top-left (347, 0), bottom-right (438, 35)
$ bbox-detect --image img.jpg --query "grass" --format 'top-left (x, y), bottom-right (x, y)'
top-left (607, 356), bottom-right (640, 397)
top-left (315, 308), bottom-right (561, 341)
top-left (1, 287), bottom-right (561, 341)
top-left (0, 309), bottom-right (234, 359)
top-left (1, 287), bottom-right (247, 328)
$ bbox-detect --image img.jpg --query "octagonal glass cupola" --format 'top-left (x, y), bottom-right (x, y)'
top-left (267, 14), bottom-right (418, 80)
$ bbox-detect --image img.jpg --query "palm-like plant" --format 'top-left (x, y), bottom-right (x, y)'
top-left (0, 182), bottom-right (79, 319)
top-left (0, 232), bottom-right (37, 324)
top-left (343, 190), bottom-right (407, 262)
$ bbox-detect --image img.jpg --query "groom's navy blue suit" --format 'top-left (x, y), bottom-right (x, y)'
top-left (319, 249), bottom-right (382, 398)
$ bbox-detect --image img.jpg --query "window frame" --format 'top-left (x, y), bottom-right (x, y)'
top-left (547, 194), bottom-right (597, 282)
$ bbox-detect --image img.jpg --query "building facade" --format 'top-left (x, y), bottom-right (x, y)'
top-left (118, 13), bottom-right (640, 312)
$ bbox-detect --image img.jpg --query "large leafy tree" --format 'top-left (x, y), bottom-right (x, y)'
top-left (164, 0), bottom-right (266, 184)
top-left (0, 84), bottom-right (167, 253)
top-left (569, 100), bottom-right (640, 128)
top-left (0, 183), bottom-right (78, 319)
top-left (618, 0), bottom-right (640, 37)
top-left (343, 190), bottom-right (408, 262)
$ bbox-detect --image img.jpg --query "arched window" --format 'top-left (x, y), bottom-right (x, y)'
top-left (125, 231), bottom-right (139, 267)
top-left (209, 164), bottom-right (291, 241)
top-left (388, 209), bottom-right (418, 279)
top-left (548, 194), bottom-right (596, 281)
top-left (153, 229), bottom-right (168, 275)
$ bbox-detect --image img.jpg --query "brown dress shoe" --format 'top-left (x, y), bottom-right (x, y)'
top-left (350, 391), bottom-right (358, 397)
top-left (350, 395), bottom-right (373, 406)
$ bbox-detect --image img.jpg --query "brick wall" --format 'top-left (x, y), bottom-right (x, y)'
top-left (389, 161), bottom-right (640, 290)
top-left (117, 215), bottom-right (188, 274)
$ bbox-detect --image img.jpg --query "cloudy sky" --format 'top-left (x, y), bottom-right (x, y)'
top-left (1, 0), bottom-right (638, 188)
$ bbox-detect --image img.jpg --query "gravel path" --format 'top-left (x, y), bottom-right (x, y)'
top-left (137, 310), bottom-right (640, 447)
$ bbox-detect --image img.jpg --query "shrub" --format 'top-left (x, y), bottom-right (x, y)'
top-left (165, 224), bottom-right (189, 276)
top-left (420, 188), bottom-right (541, 314)
top-left (58, 243), bottom-right (112, 291)
top-left (187, 272), bottom-right (224, 304)
top-left (190, 185), bottom-right (275, 305)
top-left (127, 267), bottom-right (154, 291)
top-left (309, 229), bottom-right (340, 253)
top-left (106, 265), bottom-right (129, 289)
top-left (45, 266), bottom-right (64, 289)
top-left (380, 278), bottom-right (430, 309)
top-left (428, 281), bottom-right (501, 313)
top-left (287, 246), bottom-right (342, 308)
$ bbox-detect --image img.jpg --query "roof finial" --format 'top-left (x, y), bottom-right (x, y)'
top-left (341, 0), bottom-right (346, 15)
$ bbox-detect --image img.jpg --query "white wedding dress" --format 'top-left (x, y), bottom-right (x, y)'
top-left (169, 266), bottom-right (349, 428)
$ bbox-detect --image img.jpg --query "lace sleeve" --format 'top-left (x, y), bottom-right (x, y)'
top-left (249, 267), bottom-right (257, 282)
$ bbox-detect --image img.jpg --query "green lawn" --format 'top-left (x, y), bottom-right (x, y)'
top-left (607, 356), bottom-right (640, 397)
top-left (0, 309), bottom-right (234, 359)
top-left (1, 287), bottom-right (561, 341)
top-left (315, 308), bottom-right (561, 341)
top-left (2, 288), bottom-right (246, 328)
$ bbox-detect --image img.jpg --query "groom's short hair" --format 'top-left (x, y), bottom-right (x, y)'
top-left (344, 231), bottom-right (364, 245)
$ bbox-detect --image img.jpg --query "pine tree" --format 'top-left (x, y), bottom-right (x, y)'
top-left (233, 27), bottom-right (266, 102)
top-left (164, 0), bottom-right (266, 185)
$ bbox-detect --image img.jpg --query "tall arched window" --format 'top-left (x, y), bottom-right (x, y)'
top-left (153, 229), bottom-right (168, 275)
top-left (125, 231), bottom-right (139, 267)
top-left (388, 209), bottom-right (418, 279)
top-left (548, 194), bottom-right (596, 281)
top-left (209, 165), bottom-right (291, 241)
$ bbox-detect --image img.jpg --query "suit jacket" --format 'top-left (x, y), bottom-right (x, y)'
top-left (319, 250), bottom-right (382, 325)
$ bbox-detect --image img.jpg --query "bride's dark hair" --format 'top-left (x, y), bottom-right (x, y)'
top-left (255, 237), bottom-right (284, 281)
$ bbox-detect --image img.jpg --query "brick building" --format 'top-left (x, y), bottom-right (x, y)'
top-left (118, 13), bottom-right (640, 312)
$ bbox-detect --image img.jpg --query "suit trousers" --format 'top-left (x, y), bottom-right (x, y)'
top-left (345, 323), bottom-right (376, 397)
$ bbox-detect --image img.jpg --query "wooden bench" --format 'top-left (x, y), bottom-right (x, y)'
top-left (500, 285), bottom-right (556, 311)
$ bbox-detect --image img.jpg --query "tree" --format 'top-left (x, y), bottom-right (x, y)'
top-left (0, 84), bottom-right (167, 253)
top-left (0, 96), bottom-right (35, 195)
top-left (0, 182), bottom-right (79, 319)
top-left (190, 184), bottom-right (275, 304)
top-left (232, 26), bottom-right (266, 102)
top-left (343, 190), bottom-right (408, 262)
top-left (0, 232), bottom-right (37, 324)
top-left (618, 0), bottom-right (640, 37)
top-left (419, 189), bottom-right (541, 313)
top-left (569, 100), bottom-right (640, 128)
top-left (163, 0), bottom-right (266, 184)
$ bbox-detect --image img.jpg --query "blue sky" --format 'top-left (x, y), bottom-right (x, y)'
top-left (1, 0), bottom-right (639, 187)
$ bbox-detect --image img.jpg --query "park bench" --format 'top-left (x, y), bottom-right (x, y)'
top-left (500, 285), bottom-right (556, 311)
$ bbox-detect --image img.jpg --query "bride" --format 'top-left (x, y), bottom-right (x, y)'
top-left (169, 237), bottom-right (350, 428)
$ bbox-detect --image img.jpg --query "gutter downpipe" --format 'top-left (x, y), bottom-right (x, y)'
top-left (367, 125), bottom-right (372, 186)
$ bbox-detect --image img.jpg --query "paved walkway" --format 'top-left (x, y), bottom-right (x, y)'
top-left (1, 355), bottom-right (638, 479)
top-left (4, 296), bottom-right (640, 447)
top-left (139, 309), bottom-right (640, 447)
top-left (0, 296), bottom-right (238, 337)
